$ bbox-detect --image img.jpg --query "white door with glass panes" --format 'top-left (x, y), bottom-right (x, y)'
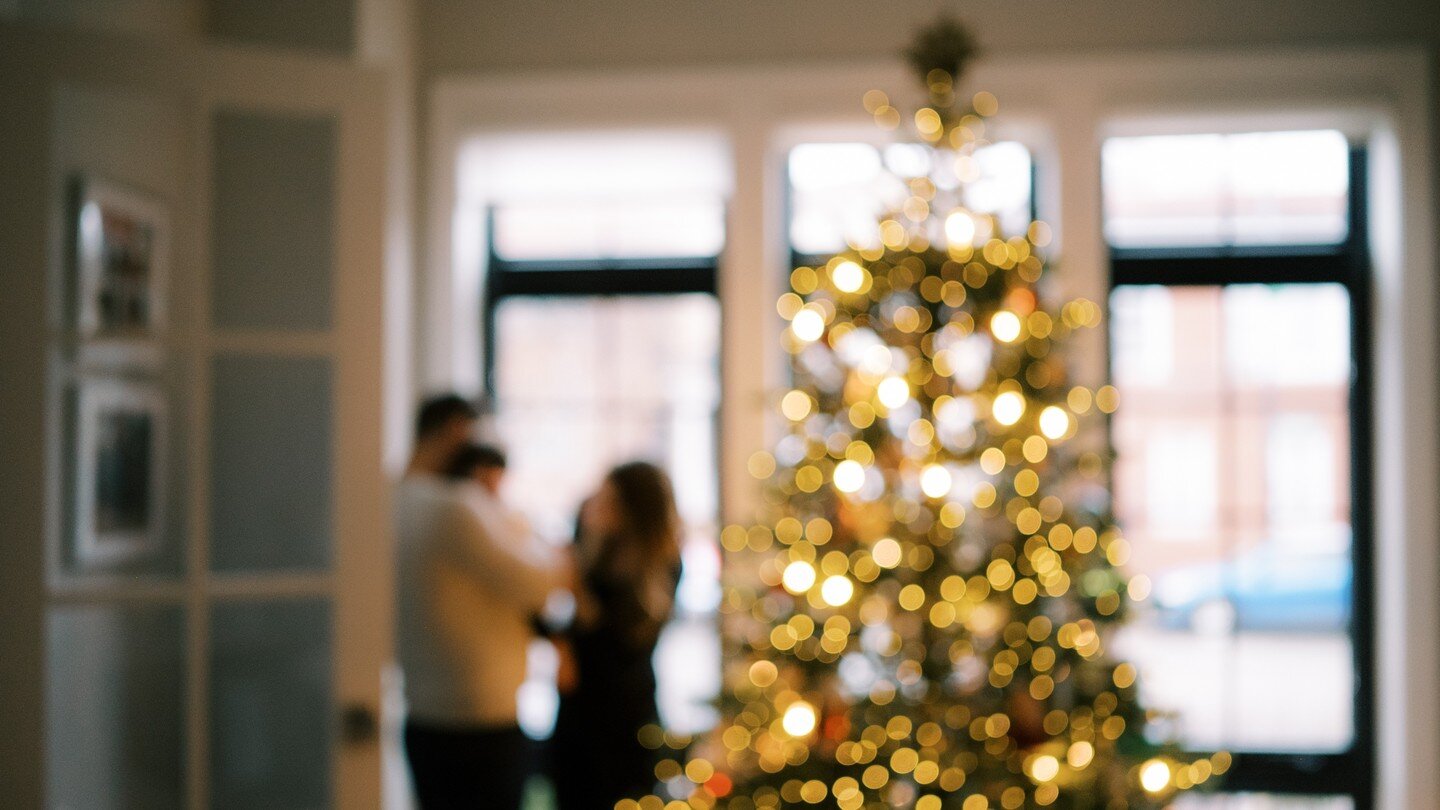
top-left (44, 78), bottom-right (392, 809)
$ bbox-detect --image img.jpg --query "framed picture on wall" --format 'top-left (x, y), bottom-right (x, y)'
top-left (72, 177), bottom-right (169, 364)
top-left (71, 376), bottom-right (167, 568)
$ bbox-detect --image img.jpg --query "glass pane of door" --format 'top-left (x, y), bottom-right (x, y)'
top-left (206, 106), bottom-right (340, 806)
top-left (209, 354), bottom-right (333, 573)
top-left (47, 604), bottom-right (186, 809)
top-left (209, 598), bottom-right (332, 809)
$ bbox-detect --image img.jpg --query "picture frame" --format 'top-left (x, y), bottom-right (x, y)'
top-left (72, 177), bottom-right (169, 365)
top-left (71, 376), bottom-right (167, 568)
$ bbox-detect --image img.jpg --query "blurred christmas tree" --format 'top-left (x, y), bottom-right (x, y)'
top-left (629, 16), bottom-right (1227, 810)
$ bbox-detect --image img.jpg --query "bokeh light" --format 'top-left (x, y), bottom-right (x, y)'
top-left (872, 537), bottom-right (902, 569)
top-left (992, 391), bottom-right (1025, 425)
top-left (821, 575), bottom-right (855, 606)
top-left (832, 260), bottom-right (865, 293)
top-left (749, 660), bottom-right (778, 687)
top-left (792, 308), bottom-right (825, 342)
top-left (1038, 405), bottom-right (1070, 439)
top-left (782, 701), bottom-right (818, 737)
top-left (781, 390), bottom-right (812, 421)
top-left (878, 376), bottom-right (910, 409)
top-left (833, 459), bottom-right (866, 493)
top-left (1140, 759), bottom-right (1171, 793)
top-left (920, 464), bottom-right (953, 498)
top-left (782, 561), bottom-right (817, 594)
top-left (990, 311), bottom-right (1022, 343)
top-left (1029, 754), bottom-right (1060, 782)
top-left (945, 210), bottom-right (976, 246)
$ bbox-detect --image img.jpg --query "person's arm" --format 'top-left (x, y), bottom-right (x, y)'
top-left (439, 492), bottom-right (569, 613)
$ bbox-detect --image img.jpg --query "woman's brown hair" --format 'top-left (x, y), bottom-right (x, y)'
top-left (604, 461), bottom-right (681, 562)
top-left (586, 461), bottom-right (682, 646)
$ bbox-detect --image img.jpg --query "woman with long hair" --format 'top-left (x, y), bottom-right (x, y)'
top-left (549, 461), bottom-right (683, 809)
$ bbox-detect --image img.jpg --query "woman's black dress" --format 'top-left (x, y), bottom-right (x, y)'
top-left (550, 562), bottom-right (679, 810)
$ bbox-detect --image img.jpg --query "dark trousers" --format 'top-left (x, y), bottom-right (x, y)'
top-left (551, 691), bottom-right (659, 810)
top-left (404, 720), bottom-right (531, 810)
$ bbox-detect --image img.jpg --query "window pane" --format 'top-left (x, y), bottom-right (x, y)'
top-left (1110, 284), bottom-right (1175, 386)
top-left (210, 354), bottom-right (332, 573)
top-left (1110, 283), bottom-right (1354, 753)
top-left (493, 294), bottom-right (722, 736)
top-left (1103, 131), bottom-right (1349, 248)
top-left (493, 197), bottom-right (724, 260)
top-left (788, 140), bottom-right (1031, 255)
top-left (463, 131), bottom-right (731, 261)
top-left (210, 598), bottom-right (331, 809)
top-left (48, 604), bottom-right (186, 809)
top-left (1223, 284), bottom-right (1350, 386)
top-left (788, 143), bottom-right (901, 255)
top-left (960, 140), bottom-right (1033, 238)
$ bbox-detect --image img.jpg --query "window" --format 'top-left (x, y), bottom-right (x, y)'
top-left (472, 133), bottom-right (728, 737)
top-left (787, 139), bottom-right (1033, 263)
top-left (1103, 130), bottom-right (1350, 248)
top-left (1106, 131), bottom-right (1371, 803)
top-left (1111, 284), bottom-right (1175, 386)
top-left (463, 131), bottom-right (730, 263)
top-left (1139, 421), bottom-right (1219, 538)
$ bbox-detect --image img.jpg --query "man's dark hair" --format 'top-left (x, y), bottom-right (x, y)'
top-left (415, 394), bottom-right (478, 440)
top-left (443, 443), bottom-right (508, 480)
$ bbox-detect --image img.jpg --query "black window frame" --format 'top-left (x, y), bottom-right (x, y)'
top-left (1108, 146), bottom-right (1375, 807)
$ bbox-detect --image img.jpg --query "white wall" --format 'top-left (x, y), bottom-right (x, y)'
top-left (419, 0), bottom-right (1440, 73)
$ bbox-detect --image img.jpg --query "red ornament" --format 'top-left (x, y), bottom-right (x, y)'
top-left (706, 773), bottom-right (734, 797)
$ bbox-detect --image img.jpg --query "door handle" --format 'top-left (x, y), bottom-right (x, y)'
top-left (340, 702), bottom-right (379, 745)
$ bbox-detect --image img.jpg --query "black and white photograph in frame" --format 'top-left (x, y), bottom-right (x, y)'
top-left (72, 376), bottom-right (167, 568)
top-left (73, 177), bottom-right (169, 362)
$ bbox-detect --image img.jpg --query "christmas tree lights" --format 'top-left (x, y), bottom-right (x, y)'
top-left (624, 17), bottom-right (1226, 810)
